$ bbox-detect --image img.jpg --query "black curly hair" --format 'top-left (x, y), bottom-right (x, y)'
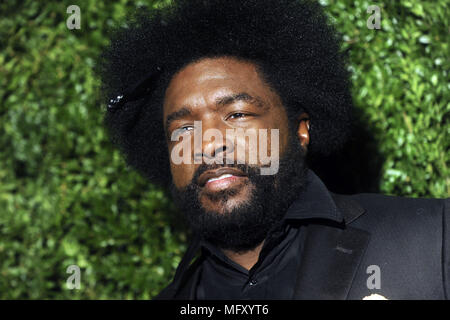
top-left (98, 0), bottom-right (354, 187)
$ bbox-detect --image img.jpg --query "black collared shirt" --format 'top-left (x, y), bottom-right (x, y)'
top-left (195, 169), bottom-right (344, 299)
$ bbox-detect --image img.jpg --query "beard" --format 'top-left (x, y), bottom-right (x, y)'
top-left (170, 136), bottom-right (308, 253)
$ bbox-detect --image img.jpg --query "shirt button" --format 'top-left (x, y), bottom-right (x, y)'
top-left (249, 279), bottom-right (258, 286)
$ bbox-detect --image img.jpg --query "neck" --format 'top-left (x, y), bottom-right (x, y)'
top-left (222, 241), bottom-right (265, 271)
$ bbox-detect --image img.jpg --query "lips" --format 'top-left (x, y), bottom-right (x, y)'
top-left (206, 173), bottom-right (234, 183)
top-left (197, 167), bottom-right (247, 187)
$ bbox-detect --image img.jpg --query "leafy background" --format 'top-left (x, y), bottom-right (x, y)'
top-left (0, 0), bottom-right (448, 299)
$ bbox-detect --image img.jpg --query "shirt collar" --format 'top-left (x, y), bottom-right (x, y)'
top-left (283, 168), bottom-right (343, 223)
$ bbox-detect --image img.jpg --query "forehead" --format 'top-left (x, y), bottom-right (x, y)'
top-left (163, 57), bottom-right (275, 117)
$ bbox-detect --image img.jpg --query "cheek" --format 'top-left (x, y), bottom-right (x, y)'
top-left (232, 118), bottom-right (288, 165)
top-left (170, 161), bottom-right (196, 189)
top-left (168, 142), bottom-right (196, 188)
top-left (260, 125), bottom-right (288, 163)
top-left (167, 136), bottom-right (197, 188)
top-left (229, 119), bottom-right (289, 166)
top-left (270, 110), bottom-right (290, 156)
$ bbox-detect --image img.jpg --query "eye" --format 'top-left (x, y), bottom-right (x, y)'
top-left (181, 125), bottom-right (194, 131)
top-left (171, 125), bottom-right (194, 139)
top-left (227, 112), bottom-right (247, 120)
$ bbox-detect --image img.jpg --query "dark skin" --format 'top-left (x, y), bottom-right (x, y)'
top-left (163, 57), bottom-right (310, 270)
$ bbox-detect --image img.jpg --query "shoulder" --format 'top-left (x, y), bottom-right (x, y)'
top-left (153, 253), bottom-right (204, 300)
top-left (153, 282), bottom-right (176, 300)
top-left (350, 192), bottom-right (445, 214)
top-left (339, 193), bottom-right (448, 299)
top-left (344, 192), bottom-right (446, 230)
top-left (342, 192), bottom-right (446, 254)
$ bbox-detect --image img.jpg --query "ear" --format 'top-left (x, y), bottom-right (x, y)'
top-left (296, 112), bottom-right (310, 149)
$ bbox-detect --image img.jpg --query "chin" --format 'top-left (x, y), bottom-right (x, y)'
top-left (199, 184), bottom-right (254, 215)
top-left (203, 198), bottom-right (245, 215)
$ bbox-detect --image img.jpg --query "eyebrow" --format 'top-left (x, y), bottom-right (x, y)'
top-left (216, 92), bottom-right (265, 109)
top-left (165, 107), bottom-right (192, 132)
top-left (164, 92), bottom-right (266, 131)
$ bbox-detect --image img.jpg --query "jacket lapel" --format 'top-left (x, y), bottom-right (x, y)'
top-left (157, 193), bottom-right (371, 300)
top-left (292, 195), bottom-right (370, 300)
top-left (154, 236), bottom-right (202, 300)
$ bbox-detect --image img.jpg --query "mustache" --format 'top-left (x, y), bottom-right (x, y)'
top-left (191, 163), bottom-right (261, 187)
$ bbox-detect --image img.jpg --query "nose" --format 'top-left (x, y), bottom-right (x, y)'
top-left (202, 139), bottom-right (234, 160)
top-left (194, 121), bottom-right (235, 163)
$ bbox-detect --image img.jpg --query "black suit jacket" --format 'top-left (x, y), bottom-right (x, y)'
top-left (155, 172), bottom-right (449, 300)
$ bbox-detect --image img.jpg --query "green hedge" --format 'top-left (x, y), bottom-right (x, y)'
top-left (0, 0), bottom-right (448, 299)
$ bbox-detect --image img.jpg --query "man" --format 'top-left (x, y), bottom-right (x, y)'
top-left (99, 0), bottom-right (449, 299)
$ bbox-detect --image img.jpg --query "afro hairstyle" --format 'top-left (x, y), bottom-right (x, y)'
top-left (98, 0), bottom-right (354, 187)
